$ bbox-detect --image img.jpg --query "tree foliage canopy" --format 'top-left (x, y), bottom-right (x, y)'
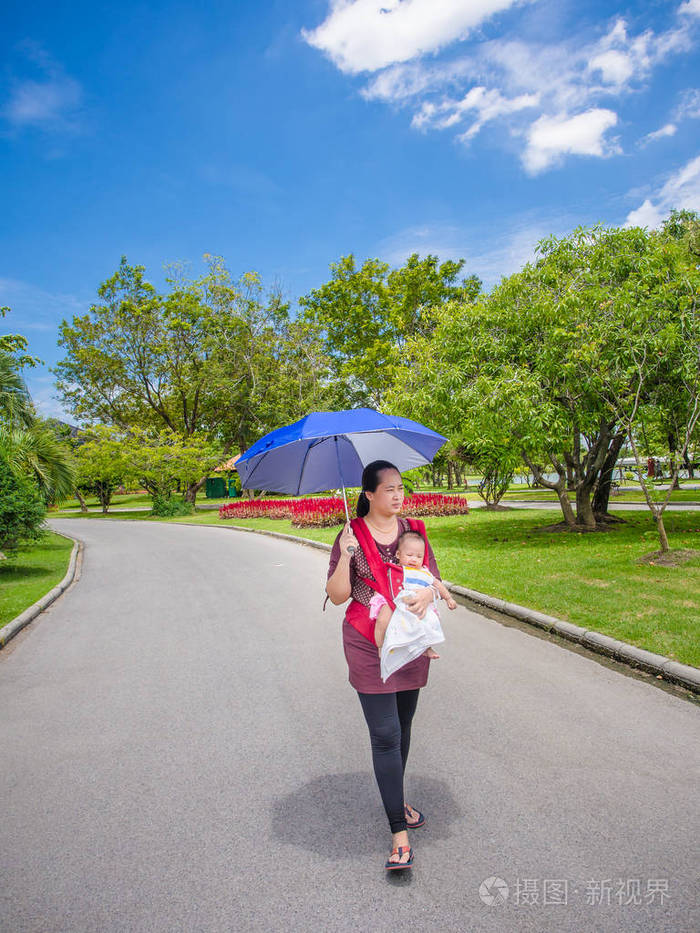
top-left (299, 253), bottom-right (481, 408)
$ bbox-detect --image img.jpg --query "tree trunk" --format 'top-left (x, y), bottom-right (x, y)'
top-left (575, 486), bottom-right (597, 529)
top-left (97, 484), bottom-right (111, 514)
top-left (573, 420), bottom-right (615, 529)
top-left (185, 475), bottom-right (208, 504)
top-left (75, 489), bottom-right (89, 514)
top-left (563, 452), bottom-right (575, 491)
top-left (656, 513), bottom-right (670, 552)
top-left (557, 487), bottom-right (577, 525)
top-left (593, 431), bottom-right (626, 518)
top-left (668, 433), bottom-right (681, 490)
top-left (522, 452), bottom-right (576, 527)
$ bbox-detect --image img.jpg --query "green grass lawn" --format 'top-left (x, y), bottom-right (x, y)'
top-left (55, 492), bottom-right (149, 510)
top-left (57, 507), bottom-right (700, 667)
top-left (0, 532), bottom-right (75, 631)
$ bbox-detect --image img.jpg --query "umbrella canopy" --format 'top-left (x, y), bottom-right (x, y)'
top-left (235, 408), bottom-right (447, 496)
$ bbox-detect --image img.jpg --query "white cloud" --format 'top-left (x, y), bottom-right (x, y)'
top-left (586, 17), bottom-right (692, 91)
top-left (362, 58), bottom-right (473, 103)
top-left (624, 199), bottom-right (665, 229)
top-left (640, 122), bottom-right (678, 145)
top-left (523, 108), bottom-right (619, 174)
top-left (624, 154), bottom-right (700, 228)
top-left (675, 87), bottom-right (700, 120)
top-left (303, 0), bottom-right (526, 74)
top-left (306, 4), bottom-right (699, 174)
top-left (411, 85), bottom-right (539, 138)
top-left (3, 77), bottom-right (82, 129)
top-left (588, 49), bottom-right (634, 86)
top-left (2, 44), bottom-right (84, 134)
top-left (679, 0), bottom-right (700, 17)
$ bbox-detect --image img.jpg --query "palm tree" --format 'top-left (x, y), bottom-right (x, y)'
top-left (0, 424), bottom-right (76, 503)
top-left (0, 351), bottom-right (76, 503)
top-left (0, 351), bottom-right (34, 428)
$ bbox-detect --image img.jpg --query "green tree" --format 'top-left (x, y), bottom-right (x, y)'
top-left (0, 423), bottom-right (76, 503)
top-left (0, 348), bottom-right (34, 429)
top-left (121, 429), bottom-right (223, 510)
top-left (0, 454), bottom-right (47, 556)
top-left (0, 307), bottom-right (42, 370)
top-left (586, 221), bottom-right (700, 551)
top-left (392, 224), bottom-right (696, 532)
top-left (299, 253), bottom-right (480, 408)
top-left (1, 313), bottom-right (75, 505)
top-left (74, 425), bottom-right (134, 513)
top-left (55, 256), bottom-right (332, 499)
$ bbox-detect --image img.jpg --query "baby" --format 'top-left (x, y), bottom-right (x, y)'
top-left (371, 530), bottom-right (457, 661)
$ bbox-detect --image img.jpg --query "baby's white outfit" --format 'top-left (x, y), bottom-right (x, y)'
top-left (369, 565), bottom-right (446, 683)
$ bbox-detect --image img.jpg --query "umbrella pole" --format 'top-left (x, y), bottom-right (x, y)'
top-left (334, 437), bottom-right (355, 552)
top-left (341, 483), bottom-right (350, 523)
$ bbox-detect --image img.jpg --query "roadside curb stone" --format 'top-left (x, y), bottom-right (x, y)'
top-left (0, 531), bottom-right (82, 650)
top-left (217, 521), bottom-right (700, 696)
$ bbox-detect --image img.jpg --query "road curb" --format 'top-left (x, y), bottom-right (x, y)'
top-left (0, 531), bottom-right (83, 650)
top-left (219, 521), bottom-right (700, 696)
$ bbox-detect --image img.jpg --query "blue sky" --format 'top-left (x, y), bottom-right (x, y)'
top-left (2, 0), bottom-right (699, 421)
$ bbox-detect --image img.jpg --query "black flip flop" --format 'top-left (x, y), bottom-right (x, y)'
top-left (385, 845), bottom-right (414, 870)
top-left (405, 805), bottom-right (425, 828)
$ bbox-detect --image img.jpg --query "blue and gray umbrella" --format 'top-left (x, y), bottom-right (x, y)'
top-left (235, 407), bottom-right (447, 520)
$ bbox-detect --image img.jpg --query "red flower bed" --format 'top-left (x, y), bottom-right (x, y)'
top-left (218, 499), bottom-right (292, 520)
top-left (218, 492), bottom-right (468, 526)
top-left (403, 493), bottom-right (470, 516)
top-left (290, 497), bottom-right (347, 527)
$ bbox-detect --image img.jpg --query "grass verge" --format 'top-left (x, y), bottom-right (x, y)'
top-left (0, 532), bottom-right (75, 631)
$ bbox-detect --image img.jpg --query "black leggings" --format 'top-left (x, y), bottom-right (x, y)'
top-left (357, 689), bottom-right (420, 834)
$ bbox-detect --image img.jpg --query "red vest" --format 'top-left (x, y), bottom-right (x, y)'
top-left (345, 516), bottom-right (429, 643)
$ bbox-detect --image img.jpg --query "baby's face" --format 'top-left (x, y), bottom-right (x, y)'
top-left (396, 540), bottom-right (425, 568)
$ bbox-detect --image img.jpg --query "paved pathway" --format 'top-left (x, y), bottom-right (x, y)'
top-left (1, 519), bottom-right (698, 933)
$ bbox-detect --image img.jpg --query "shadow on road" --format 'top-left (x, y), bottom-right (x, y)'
top-left (272, 770), bottom-right (460, 862)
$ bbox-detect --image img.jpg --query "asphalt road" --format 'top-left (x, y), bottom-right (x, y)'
top-left (1, 519), bottom-right (698, 933)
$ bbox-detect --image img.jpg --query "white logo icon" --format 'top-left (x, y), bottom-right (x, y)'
top-left (480, 877), bottom-right (509, 906)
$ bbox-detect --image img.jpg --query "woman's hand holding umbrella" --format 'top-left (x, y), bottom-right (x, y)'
top-left (339, 522), bottom-right (359, 557)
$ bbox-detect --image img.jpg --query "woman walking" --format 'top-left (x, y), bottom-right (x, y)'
top-left (326, 460), bottom-right (443, 871)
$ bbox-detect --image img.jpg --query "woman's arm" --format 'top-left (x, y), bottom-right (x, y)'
top-left (325, 523), bottom-right (358, 605)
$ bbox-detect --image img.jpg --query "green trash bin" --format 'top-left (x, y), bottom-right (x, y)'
top-left (205, 477), bottom-right (227, 498)
top-left (228, 478), bottom-right (240, 498)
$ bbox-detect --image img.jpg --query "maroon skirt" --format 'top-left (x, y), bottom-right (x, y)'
top-left (343, 617), bottom-right (430, 694)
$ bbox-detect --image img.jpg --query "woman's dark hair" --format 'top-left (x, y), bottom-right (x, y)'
top-left (356, 459), bottom-right (400, 517)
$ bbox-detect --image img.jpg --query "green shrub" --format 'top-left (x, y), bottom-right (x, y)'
top-left (0, 456), bottom-right (47, 553)
top-left (150, 495), bottom-right (194, 517)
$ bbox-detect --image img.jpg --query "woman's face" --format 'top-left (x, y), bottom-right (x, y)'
top-left (366, 469), bottom-right (404, 517)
